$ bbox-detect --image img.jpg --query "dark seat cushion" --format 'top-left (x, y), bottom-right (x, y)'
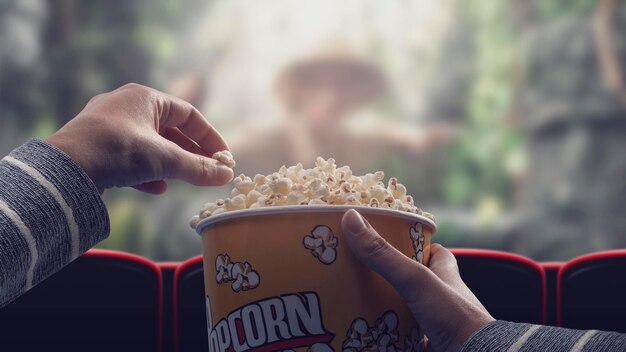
top-left (174, 256), bottom-right (206, 352)
top-left (0, 249), bottom-right (162, 352)
top-left (559, 250), bottom-right (626, 333)
top-left (452, 249), bottom-right (546, 324)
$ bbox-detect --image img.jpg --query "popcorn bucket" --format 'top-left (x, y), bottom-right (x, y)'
top-left (195, 205), bottom-right (436, 352)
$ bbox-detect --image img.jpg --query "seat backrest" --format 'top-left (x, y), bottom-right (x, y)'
top-left (451, 249), bottom-right (546, 324)
top-left (558, 250), bottom-right (626, 333)
top-left (0, 249), bottom-right (162, 352)
top-left (541, 262), bottom-right (563, 326)
top-left (174, 256), bottom-right (206, 352)
top-left (159, 262), bottom-right (180, 352)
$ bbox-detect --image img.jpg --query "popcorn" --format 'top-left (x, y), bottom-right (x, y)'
top-left (189, 215), bottom-right (201, 229)
top-left (190, 157), bottom-right (434, 229)
top-left (361, 171), bottom-right (385, 187)
top-left (212, 207), bottom-right (227, 216)
top-left (286, 191), bottom-right (307, 205)
top-left (388, 177), bottom-right (407, 199)
top-left (212, 150), bottom-right (236, 168)
top-left (245, 190), bottom-right (264, 207)
top-left (270, 177), bottom-right (293, 195)
top-left (306, 179), bottom-right (331, 199)
top-left (232, 174), bottom-right (255, 196)
top-left (308, 198), bottom-right (327, 205)
top-left (422, 211), bottom-right (436, 222)
top-left (253, 174), bottom-right (266, 185)
top-left (224, 194), bottom-right (247, 211)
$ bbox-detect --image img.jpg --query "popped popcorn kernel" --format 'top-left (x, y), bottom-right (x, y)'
top-left (211, 150), bottom-right (236, 168)
top-left (245, 190), bottom-right (263, 207)
top-left (423, 211), bottom-right (436, 222)
top-left (190, 157), bottom-right (434, 229)
top-left (308, 198), bottom-right (327, 205)
top-left (253, 174), bottom-right (266, 185)
top-left (286, 191), bottom-right (307, 205)
top-left (233, 174), bottom-right (255, 195)
top-left (225, 194), bottom-right (246, 211)
top-left (212, 207), bottom-right (227, 216)
top-left (270, 177), bottom-right (292, 195)
top-left (189, 215), bottom-right (201, 228)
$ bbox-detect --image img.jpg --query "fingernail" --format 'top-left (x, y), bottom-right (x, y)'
top-left (216, 165), bottom-right (234, 182)
top-left (344, 209), bottom-right (368, 235)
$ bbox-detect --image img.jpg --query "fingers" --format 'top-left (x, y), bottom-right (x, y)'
top-left (429, 244), bottom-right (489, 311)
top-left (427, 244), bottom-right (461, 284)
top-left (157, 93), bottom-right (229, 155)
top-left (341, 209), bottom-right (438, 297)
top-left (162, 127), bottom-right (209, 157)
top-left (162, 141), bottom-right (234, 186)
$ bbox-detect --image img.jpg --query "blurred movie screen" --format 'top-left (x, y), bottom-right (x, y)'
top-left (1, 0), bottom-right (625, 261)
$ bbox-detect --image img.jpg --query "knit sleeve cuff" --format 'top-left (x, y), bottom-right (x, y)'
top-left (459, 321), bottom-right (534, 351)
top-left (8, 139), bottom-right (110, 252)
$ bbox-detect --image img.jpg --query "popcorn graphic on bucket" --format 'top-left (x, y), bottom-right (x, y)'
top-left (193, 158), bottom-right (436, 351)
top-left (409, 223), bottom-right (425, 263)
top-left (342, 310), bottom-right (427, 351)
top-left (303, 225), bottom-right (339, 265)
top-left (215, 254), bottom-right (260, 292)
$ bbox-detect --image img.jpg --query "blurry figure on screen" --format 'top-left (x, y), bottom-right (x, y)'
top-left (231, 43), bottom-right (456, 204)
top-left (512, 1), bottom-right (626, 260)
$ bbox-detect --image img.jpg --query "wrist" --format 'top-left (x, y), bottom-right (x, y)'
top-left (448, 316), bottom-right (495, 352)
top-left (45, 134), bottom-right (103, 193)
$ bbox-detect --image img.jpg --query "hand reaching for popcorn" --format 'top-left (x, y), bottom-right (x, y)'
top-left (341, 209), bottom-right (494, 352)
top-left (46, 83), bottom-right (234, 194)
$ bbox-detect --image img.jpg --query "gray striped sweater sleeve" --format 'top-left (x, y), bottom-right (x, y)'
top-left (0, 139), bottom-right (109, 308)
top-left (461, 320), bottom-right (626, 351)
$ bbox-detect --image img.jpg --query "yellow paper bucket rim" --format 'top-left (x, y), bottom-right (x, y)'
top-left (195, 205), bottom-right (437, 236)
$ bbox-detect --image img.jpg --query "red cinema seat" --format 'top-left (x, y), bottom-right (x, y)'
top-left (174, 256), bottom-right (207, 352)
top-left (451, 249), bottom-right (546, 324)
top-left (558, 250), bottom-right (626, 333)
top-left (0, 249), bottom-right (162, 352)
top-left (542, 262), bottom-right (563, 326)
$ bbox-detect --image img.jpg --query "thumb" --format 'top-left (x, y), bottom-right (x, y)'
top-left (341, 209), bottom-right (481, 352)
top-left (132, 180), bottom-right (168, 195)
top-left (341, 209), bottom-right (440, 300)
top-left (162, 141), bottom-right (234, 186)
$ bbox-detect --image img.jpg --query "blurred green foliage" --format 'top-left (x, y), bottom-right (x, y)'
top-left (444, 1), bottom-right (520, 213)
top-left (537, 0), bottom-right (594, 20)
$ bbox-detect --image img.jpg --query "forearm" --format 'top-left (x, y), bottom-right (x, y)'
top-left (461, 320), bottom-right (626, 351)
top-left (0, 139), bottom-right (109, 308)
